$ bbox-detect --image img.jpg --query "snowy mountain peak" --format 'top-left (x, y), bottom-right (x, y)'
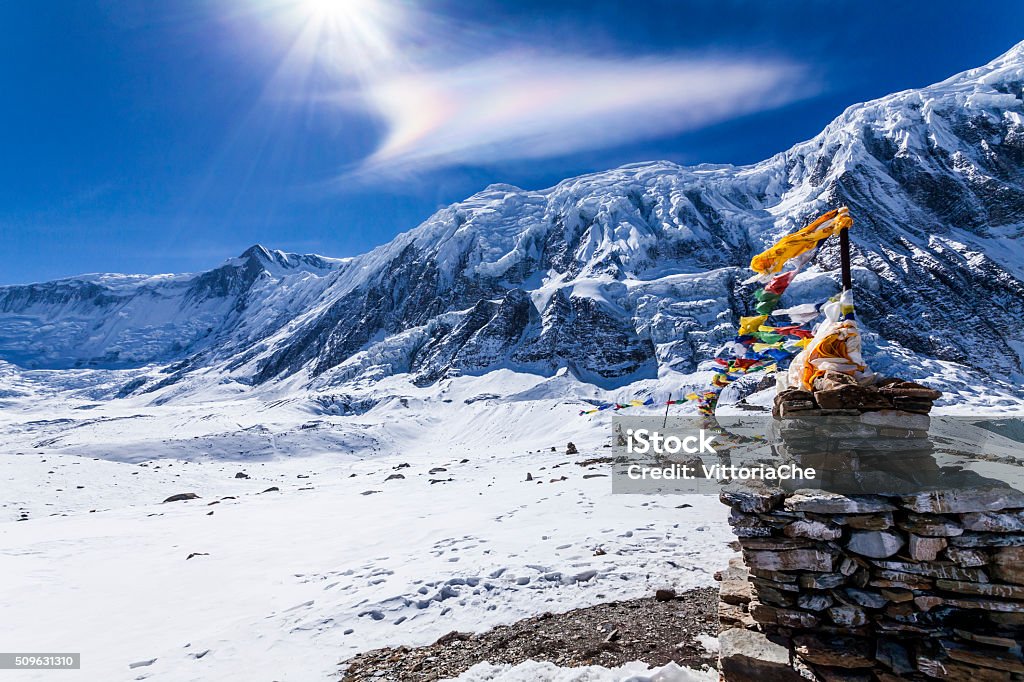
top-left (2, 44), bottom-right (1024, 403)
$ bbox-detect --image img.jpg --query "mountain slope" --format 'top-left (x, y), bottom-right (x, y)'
top-left (2, 42), bottom-right (1024, 401)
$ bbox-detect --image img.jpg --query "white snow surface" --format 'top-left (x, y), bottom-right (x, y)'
top-left (449, 660), bottom-right (716, 681)
top-left (0, 372), bottom-right (735, 682)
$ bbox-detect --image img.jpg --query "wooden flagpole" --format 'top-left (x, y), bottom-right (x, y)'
top-left (839, 225), bottom-right (853, 293)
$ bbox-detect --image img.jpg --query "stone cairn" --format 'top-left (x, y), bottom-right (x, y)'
top-left (716, 374), bottom-right (1024, 681)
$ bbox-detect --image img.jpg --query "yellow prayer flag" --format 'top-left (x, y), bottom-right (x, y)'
top-left (750, 207), bottom-right (853, 275)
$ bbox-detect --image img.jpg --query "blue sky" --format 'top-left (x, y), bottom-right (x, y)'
top-left (2, 1), bottom-right (1022, 284)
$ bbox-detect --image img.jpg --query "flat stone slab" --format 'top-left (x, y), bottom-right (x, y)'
top-left (900, 486), bottom-right (1024, 514)
top-left (719, 627), bottom-right (804, 682)
top-left (784, 490), bottom-right (897, 514)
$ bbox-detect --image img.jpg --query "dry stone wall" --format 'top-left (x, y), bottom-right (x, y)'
top-left (717, 381), bottom-right (1024, 680)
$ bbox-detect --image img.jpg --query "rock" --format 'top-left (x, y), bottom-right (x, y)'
top-left (935, 579), bottom-right (1024, 600)
top-left (718, 601), bottom-right (756, 630)
top-left (858, 409), bottom-right (931, 431)
top-left (877, 381), bottom-right (942, 401)
top-left (785, 490), bottom-right (896, 514)
top-left (261, 486), bottom-right (280, 493)
top-left (916, 656), bottom-right (1013, 681)
top-left (719, 628), bottom-right (804, 682)
top-left (784, 519), bottom-right (842, 541)
top-left (793, 634), bottom-right (874, 669)
top-left (828, 605), bottom-right (867, 627)
top-left (909, 534), bottom-right (947, 561)
top-left (748, 566), bottom-right (798, 583)
top-left (888, 397), bottom-right (934, 413)
top-left (813, 371), bottom-right (858, 392)
top-left (385, 473), bottom-right (405, 481)
top-left (992, 547), bottom-right (1024, 584)
top-left (720, 482), bottom-right (785, 513)
top-left (163, 493), bottom-right (199, 503)
top-left (872, 560), bottom-right (989, 582)
top-left (814, 384), bottom-right (892, 411)
top-left (950, 532), bottom-right (1024, 548)
top-left (898, 513), bottom-right (963, 537)
top-left (654, 588), bottom-right (676, 602)
top-left (839, 556), bottom-right (862, 576)
top-left (876, 639), bottom-right (915, 675)
top-left (839, 588), bottom-right (889, 609)
top-left (880, 587), bottom-right (914, 603)
top-left (526, 473), bottom-right (533, 481)
top-left (936, 597), bottom-right (1024, 613)
top-left (565, 442), bottom-right (578, 455)
top-left (945, 547), bottom-right (989, 567)
top-left (797, 593), bottom-right (833, 611)
top-left (953, 629), bottom-right (1020, 649)
top-left (720, 579), bottom-right (753, 606)
top-left (749, 602), bottom-right (819, 628)
top-left (780, 400), bottom-right (817, 416)
top-left (961, 510), bottom-right (1024, 532)
top-left (799, 573), bottom-right (847, 590)
top-left (900, 486), bottom-right (1024, 514)
top-left (743, 548), bottom-right (836, 572)
top-left (234, 472), bottom-right (249, 479)
top-left (944, 644), bottom-right (1024, 674)
top-left (186, 552), bottom-right (209, 560)
top-left (750, 578), bottom-right (797, 607)
top-left (841, 512), bottom-right (894, 530)
top-left (846, 530), bottom-right (904, 558)
top-left (775, 389), bottom-right (814, 405)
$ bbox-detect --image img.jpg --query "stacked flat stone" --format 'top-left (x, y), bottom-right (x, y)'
top-left (718, 377), bottom-right (1024, 680)
top-left (774, 373), bottom-right (943, 419)
top-left (718, 480), bottom-right (1024, 680)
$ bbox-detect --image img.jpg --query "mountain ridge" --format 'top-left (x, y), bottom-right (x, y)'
top-left (2, 42), bottom-right (1024, 402)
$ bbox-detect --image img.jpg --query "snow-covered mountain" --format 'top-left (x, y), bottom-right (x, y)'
top-left (3, 42), bottom-right (1024, 403)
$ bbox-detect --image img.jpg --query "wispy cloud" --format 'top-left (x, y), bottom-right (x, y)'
top-left (348, 51), bottom-right (813, 176)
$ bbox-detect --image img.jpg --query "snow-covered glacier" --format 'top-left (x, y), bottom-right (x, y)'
top-left (3, 42), bottom-right (1024, 405)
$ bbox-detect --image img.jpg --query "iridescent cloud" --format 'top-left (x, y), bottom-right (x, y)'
top-left (351, 51), bottom-right (814, 175)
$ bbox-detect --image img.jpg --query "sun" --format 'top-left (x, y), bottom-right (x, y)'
top-left (291, 0), bottom-right (403, 80)
top-left (302, 0), bottom-right (375, 23)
